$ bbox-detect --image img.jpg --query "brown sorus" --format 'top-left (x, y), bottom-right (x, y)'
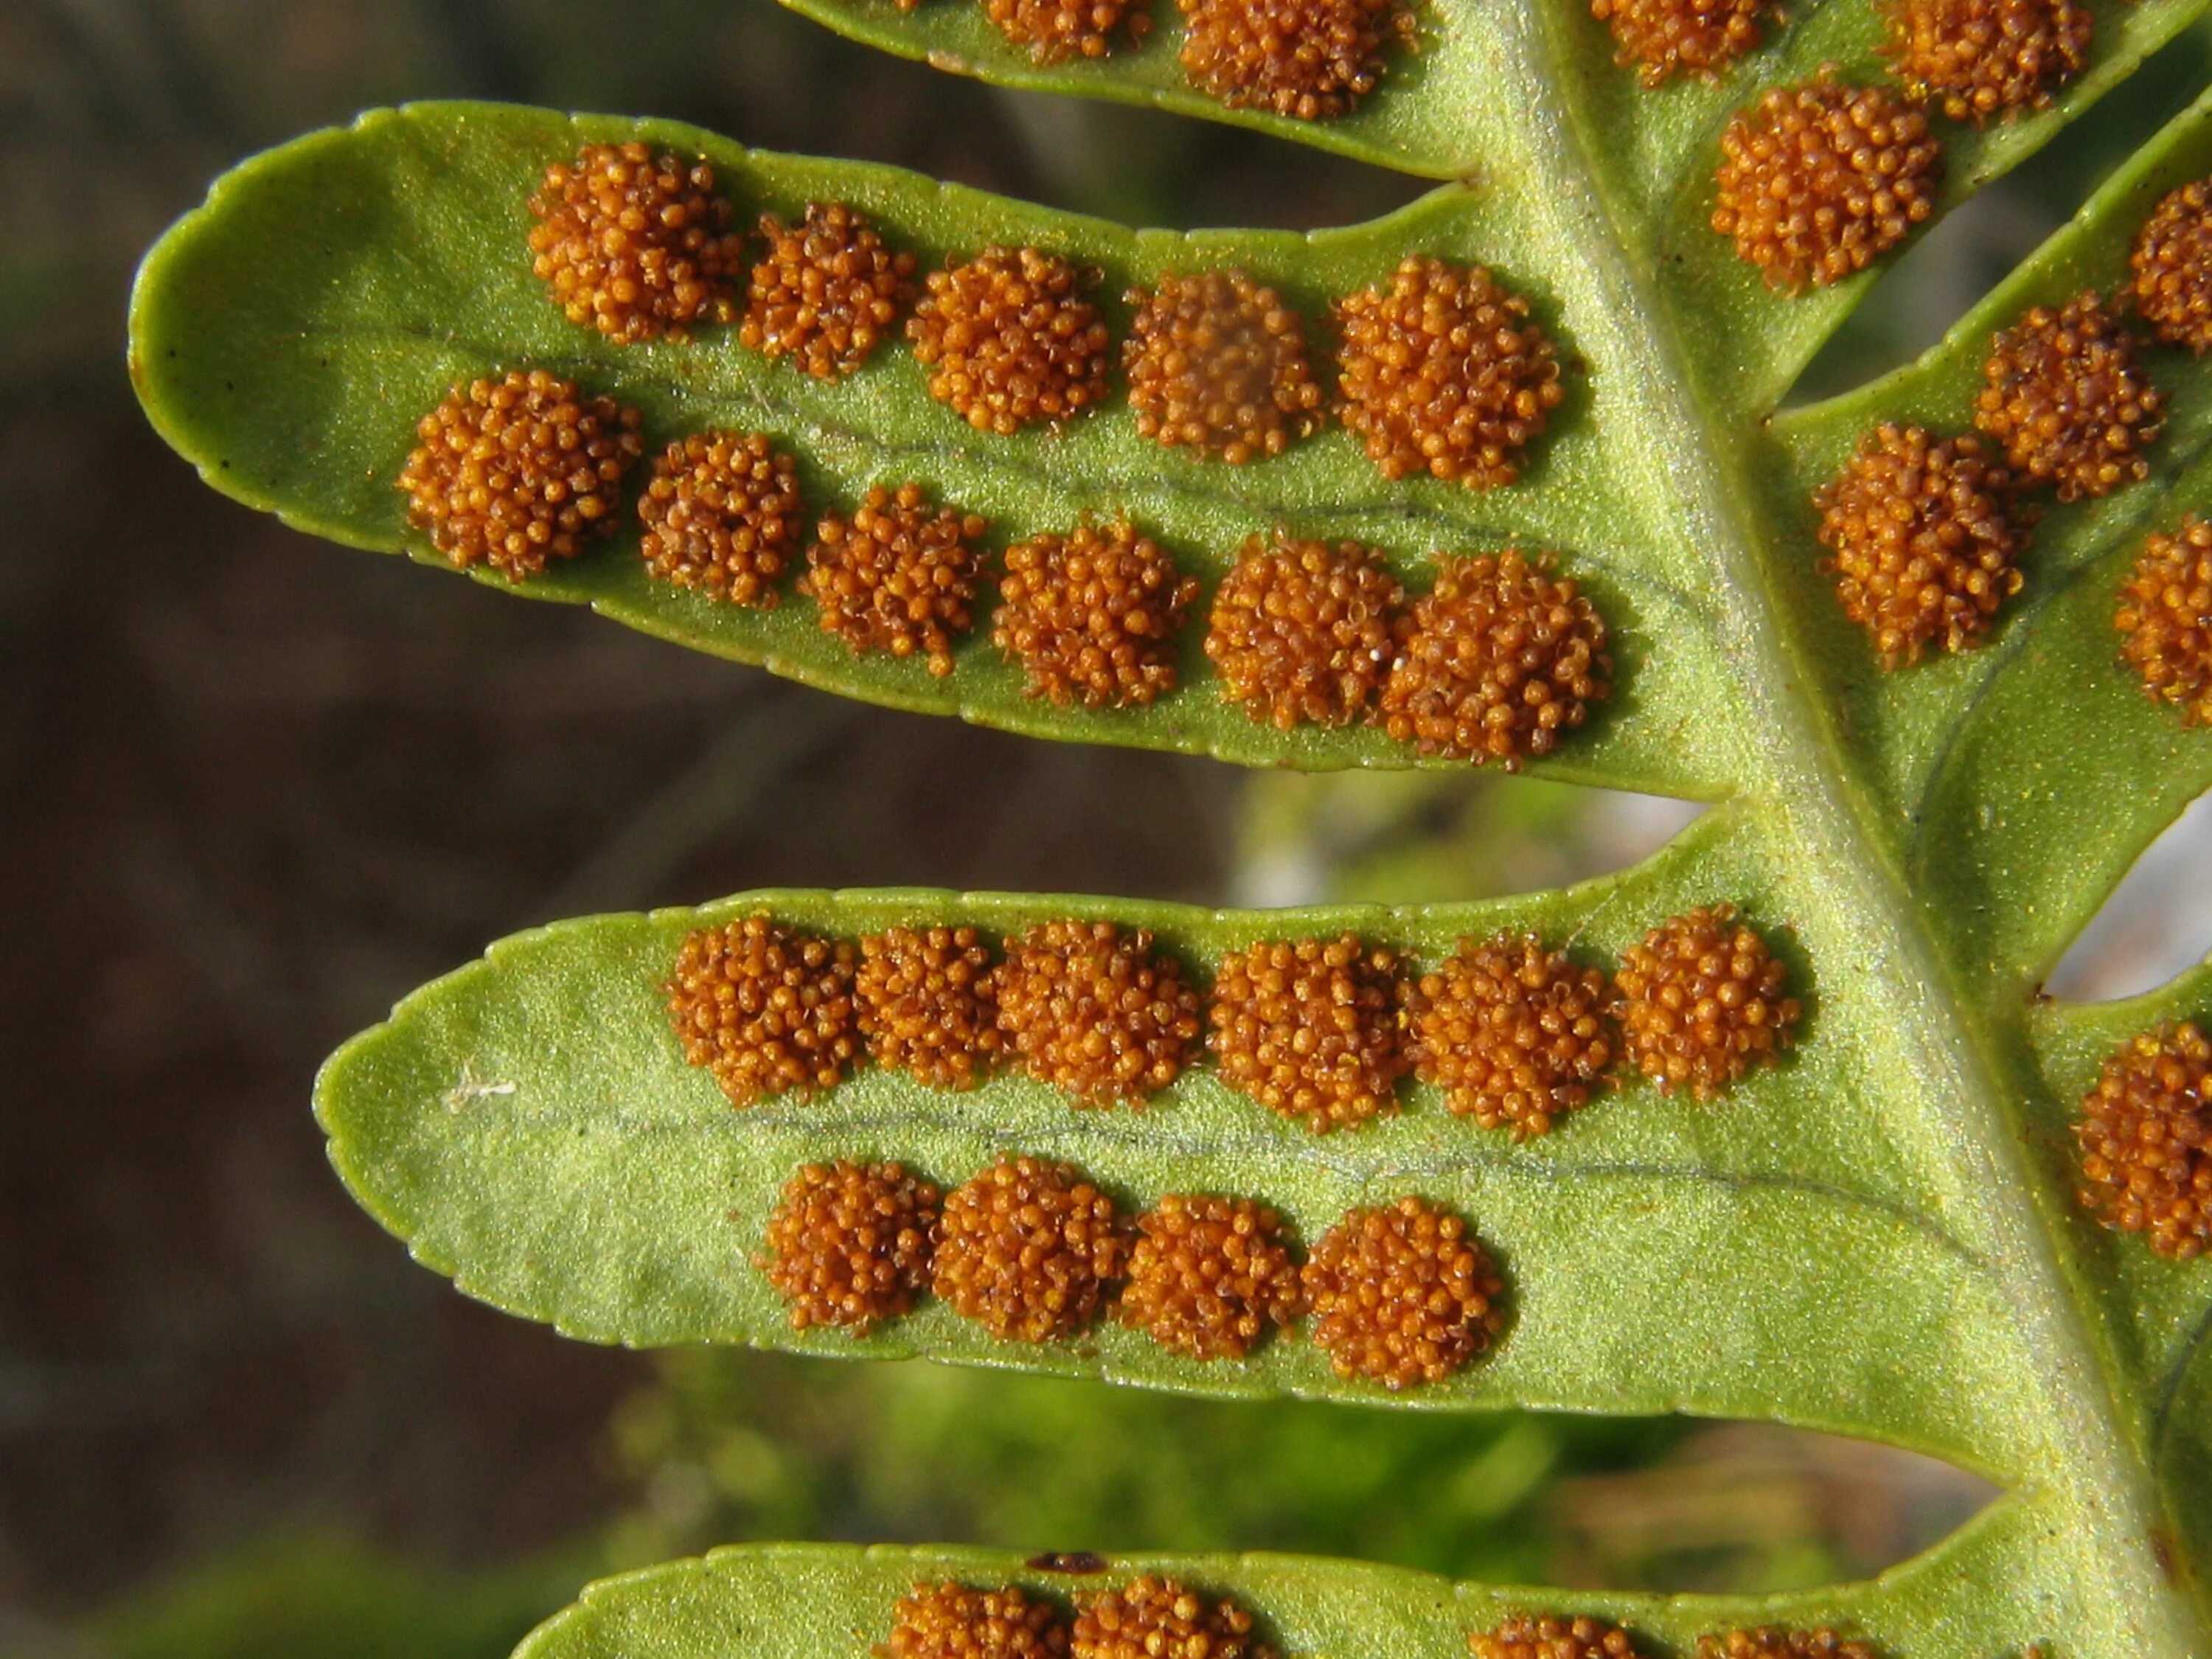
top-left (1377, 551), bottom-right (1610, 768)
top-left (1175, 0), bottom-right (1414, 118)
top-left (1204, 532), bottom-right (1404, 730)
top-left (1334, 257), bottom-right (1564, 490)
top-left (1118, 1194), bottom-right (1304, 1360)
top-left (984, 0), bottom-right (1151, 61)
top-left (741, 201), bottom-right (918, 378)
top-left (1712, 76), bottom-right (1940, 291)
top-left (855, 925), bottom-right (1004, 1090)
top-left (1695, 1631), bottom-right (1878, 1659)
top-left (1473, 1615), bottom-right (1644, 1659)
top-left (909, 247), bottom-right (1112, 434)
top-left (1073, 1579), bottom-right (1272, 1659)
top-left (758, 1160), bottom-right (940, 1332)
top-left (1613, 904), bottom-right (1799, 1100)
top-left (1303, 1196), bottom-right (1506, 1388)
top-left (1590, 0), bottom-right (1768, 86)
top-left (1124, 270), bottom-right (1323, 464)
top-left (995, 919), bottom-right (1203, 1106)
top-left (1882, 0), bottom-right (2089, 124)
top-left (638, 430), bottom-right (804, 607)
top-left (884, 1584), bottom-right (1071, 1659)
top-left (397, 369), bottom-right (642, 582)
top-left (804, 482), bottom-right (989, 677)
top-left (2119, 515), bottom-right (2212, 725)
top-left (666, 914), bottom-right (859, 1106)
top-left (1208, 934), bottom-right (1410, 1133)
top-left (1411, 933), bottom-right (1615, 1140)
top-left (526, 142), bottom-right (745, 344)
top-left (2133, 178), bottom-right (2212, 354)
top-left (2076, 1020), bottom-right (2212, 1260)
top-left (993, 519), bottom-right (1200, 707)
top-left (932, 1155), bottom-right (1126, 1340)
top-left (1975, 291), bottom-right (2164, 501)
top-left (1814, 422), bottom-right (2026, 669)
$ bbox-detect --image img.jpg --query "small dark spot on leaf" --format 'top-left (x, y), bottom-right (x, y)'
top-left (2153, 1526), bottom-right (2177, 1581)
top-left (225, 380), bottom-right (235, 391)
top-left (1026, 1552), bottom-right (1107, 1574)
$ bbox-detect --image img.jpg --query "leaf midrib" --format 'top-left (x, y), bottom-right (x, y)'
top-left (1500, 7), bottom-right (2208, 1649)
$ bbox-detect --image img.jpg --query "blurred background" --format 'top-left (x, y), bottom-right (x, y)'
top-left (7, 2), bottom-right (2212, 1654)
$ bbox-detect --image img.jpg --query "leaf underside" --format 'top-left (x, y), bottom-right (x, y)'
top-left (128, 0), bottom-right (2212, 1649)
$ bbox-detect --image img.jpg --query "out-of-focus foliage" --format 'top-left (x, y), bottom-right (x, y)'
top-left (605, 1352), bottom-right (1670, 1586)
top-left (87, 1536), bottom-right (580, 1659)
top-left (604, 1349), bottom-right (1989, 1596)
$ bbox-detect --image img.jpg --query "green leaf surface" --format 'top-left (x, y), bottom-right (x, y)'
top-left (131, 0), bottom-right (2212, 1649)
top-left (507, 1519), bottom-right (2094, 1659)
top-left (128, 100), bottom-right (1736, 793)
top-left (317, 810), bottom-right (2035, 1478)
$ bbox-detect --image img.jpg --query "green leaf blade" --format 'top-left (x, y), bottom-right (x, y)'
top-left (317, 823), bottom-right (2043, 1480)
top-left (128, 100), bottom-right (1742, 793)
top-left (510, 1515), bottom-right (2088, 1659)
top-left (1773, 89), bottom-right (2212, 987)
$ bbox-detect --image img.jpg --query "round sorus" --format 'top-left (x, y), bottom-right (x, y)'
top-left (984, 0), bottom-right (1151, 60)
top-left (1117, 1194), bottom-right (1304, 1360)
top-left (1303, 1196), bottom-right (1506, 1388)
top-left (1473, 1615), bottom-right (1644, 1659)
top-left (1695, 1631), bottom-right (1878, 1659)
top-left (995, 920), bottom-right (1203, 1106)
top-left (884, 1584), bottom-right (1070, 1659)
top-left (1175, 0), bottom-right (1414, 118)
top-left (858, 925), bottom-right (1009, 1093)
top-left (932, 1156), bottom-right (1126, 1340)
top-left (1813, 422), bottom-right (2025, 669)
top-left (666, 914), bottom-right (860, 1106)
top-left (1974, 291), bottom-right (2164, 501)
top-left (2076, 1020), bottom-right (2212, 1260)
top-left (1204, 532), bottom-right (1404, 730)
top-left (1124, 269), bottom-right (1324, 464)
top-left (1613, 904), bottom-right (1799, 1100)
top-left (2133, 178), bottom-right (2212, 354)
top-left (1410, 933), bottom-right (1615, 1140)
top-left (759, 1160), bottom-right (941, 1332)
top-left (638, 430), bottom-right (804, 607)
top-left (1711, 77), bottom-right (1941, 291)
top-left (992, 519), bottom-right (1200, 707)
top-left (1590, 0), bottom-right (1768, 86)
top-left (855, 925), bottom-right (1004, 1090)
top-left (1377, 551), bottom-right (1610, 768)
top-left (526, 142), bottom-right (745, 344)
top-left (2118, 515), bottom-right (2212, 725)
top-left (909, 247), bottom-right (1112, 434)
top-left (1880, 0), bottom-right (2089, 123)
top-left (397, 369), bottom-right (642, 582)
top-left (1073, 1579), bottom-right (1272, 1659)
top-left (1207, 934), bottom-right (1410, 1133)
top-left (1333, 257), bottom-right (1564, 490)
top-left (741, 201), bottom-right (918, 378)
top-left (803, 483), bottom-right (989, 677)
